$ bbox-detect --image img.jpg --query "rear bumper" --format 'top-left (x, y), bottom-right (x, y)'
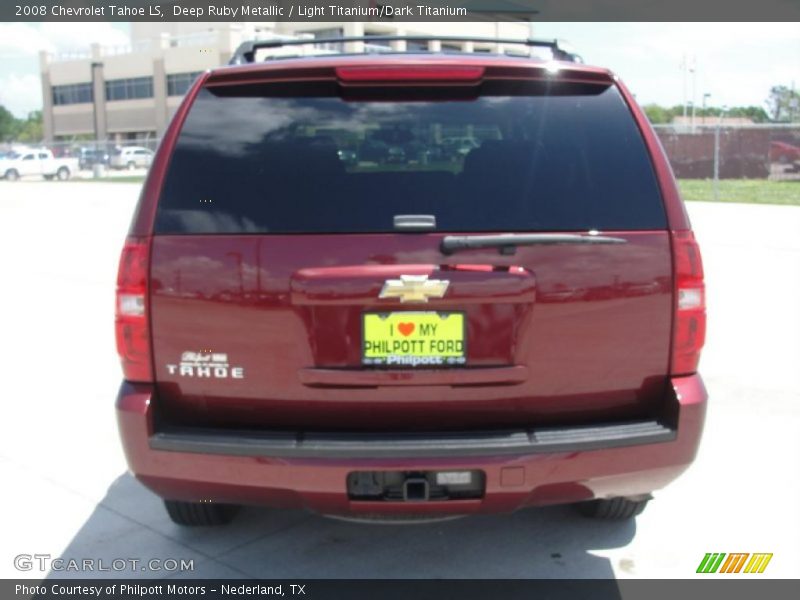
top-left (116, 376), bottom-right (706, 516)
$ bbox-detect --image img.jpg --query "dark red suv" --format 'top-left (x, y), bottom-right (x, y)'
top-left (115, 37), bottom-right (707, 526)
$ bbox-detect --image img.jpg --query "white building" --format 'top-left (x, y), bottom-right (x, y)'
top-left (40, 21), bottom-right (533, 143)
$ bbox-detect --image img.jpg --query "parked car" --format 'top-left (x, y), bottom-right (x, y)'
top-left (769, 140), bottom-right (800, 164)
top-left (110, 146), bottom-right (154, 170)
top-left (77, 147), bottom-right (111, 170)
top-left (386, 145), bottom-right (407, 163)
top-left (115, 38), bottom-right (707, 527)
top-left (0, 149), bottom-right (78, 181)
top-left (50, 146), bottom-right (73, 158)
top-left (357, 139), bottom-right (390, 163)
top-left (337, 149), bottom-right (358, 165)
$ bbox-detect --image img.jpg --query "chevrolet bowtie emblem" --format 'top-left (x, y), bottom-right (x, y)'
top-left (379, 274), bottom-right (450, 303)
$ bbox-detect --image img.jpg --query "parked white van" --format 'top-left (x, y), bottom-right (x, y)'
top-left (109, 146), bottom-right (154, 170)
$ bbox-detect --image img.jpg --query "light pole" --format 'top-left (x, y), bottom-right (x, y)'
top-left (90, 61), bottom-right (104, 177)
top-left (680, 54), bottom-right (688, 118)
top-left (702, 93), bottom-right (711, 126)
top-left (90, 61), bottom-right (102, 144)
top-left (689, 56), bottom-right (697, 130)
top-left (713, 105), bottom-right (728, 202)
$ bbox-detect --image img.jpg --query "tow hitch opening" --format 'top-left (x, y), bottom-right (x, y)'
top-left (347, 470), bottom-right (485, 502)
top-left (403, 478), bottom-right (430, 501)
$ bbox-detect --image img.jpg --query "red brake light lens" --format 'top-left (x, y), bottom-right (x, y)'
top-left (336, 66), bottom-right (485, 83)
top-left (671, 231), bottom-right (706, 376)
top-left (115, 237), bottom-right (152, 382)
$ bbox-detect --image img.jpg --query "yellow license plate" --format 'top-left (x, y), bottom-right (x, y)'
top-left (362, 312), bottom-right (466, 367)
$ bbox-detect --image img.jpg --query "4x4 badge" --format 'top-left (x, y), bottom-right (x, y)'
top-left (379, 274), bottom-right (450, 303)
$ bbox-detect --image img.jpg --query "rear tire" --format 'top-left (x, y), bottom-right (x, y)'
top-left (575, 495), bottom-right (650, 520)
top-left (127, 161), bottom-right (136, 171)
top-left (4, 169), bottom-right (19, 181)
top-left (164, 500), bottom-right (240, 526)
top-left (56, 167), bottom-right (70, 181)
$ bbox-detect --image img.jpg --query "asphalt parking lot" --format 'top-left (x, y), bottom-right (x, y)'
top-left (0, 181), bottom-right (798, 579)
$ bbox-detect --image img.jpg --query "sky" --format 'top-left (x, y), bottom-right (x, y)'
top-left (0, 22), bottom-right (130, 117)
top-left (533, 22), bottom-right (800, 110)
top-left (0, 21), bottom-right (797, 118)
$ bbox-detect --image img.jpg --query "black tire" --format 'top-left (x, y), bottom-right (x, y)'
top-left (56, 167), bottom-right (70, 181)
top-left (127, 161), bottom-right (136, 171)
top-left (4, 169), bottom-right (19, 181)
top-left (164, 500), bottom-right (240, 526)
top-left (575, 496), bottom-right (650, 520)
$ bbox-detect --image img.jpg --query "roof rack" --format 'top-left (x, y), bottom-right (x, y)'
top-left (228, 35), bottom-right (582, 66)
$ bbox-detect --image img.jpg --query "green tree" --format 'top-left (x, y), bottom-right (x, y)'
top-left (726, 106), bottom-right (770, 123)
top-left (15, 110), bottom-right (43, 142)
top-left (766, 86), bottom-right (800, 122)
top-left (642, 102), bottom-right (771, 124)
top-left (0, 105), bottom-right (18, 141)
top-left (643, 104), bottom-right (672, 124)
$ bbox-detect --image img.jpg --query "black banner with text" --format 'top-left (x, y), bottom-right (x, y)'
top-left (4, 0), bottom-right (800, 22)
top-left (6, 579), bottom-right (800, 600)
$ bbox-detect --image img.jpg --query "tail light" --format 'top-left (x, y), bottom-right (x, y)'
top-left (671, 231), bottom-right (706, 375)
top-left (115, 236), bottom-right (152, 382)
top-left (336, 66), bottom-right (485, 83)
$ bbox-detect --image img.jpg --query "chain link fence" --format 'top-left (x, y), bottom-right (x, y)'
top-left (3, 125), bottom-right (800, 204)
top-left (0, 138), bottom-right (159, 181)
top-left (653, 123), bottom-right (800, 204)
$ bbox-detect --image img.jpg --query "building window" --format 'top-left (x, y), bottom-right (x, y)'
top-left (406, 40), bottom-right (429, 52)
top-left (364, 32), bottom-right (392, 48)
top-left (303, 28), bottom-right (344, 51)
top-left (52, 83), bottom-right (93, 105)
top-left (166, 72), bottom-right (202, 97)
top-left (105, 77), bottom-right (154, 101)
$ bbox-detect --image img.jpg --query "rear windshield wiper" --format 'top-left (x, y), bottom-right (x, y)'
top-left (440, 233), bottom-right (628, 255)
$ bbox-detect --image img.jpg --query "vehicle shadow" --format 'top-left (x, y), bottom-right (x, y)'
top-left (47, 473), bottom-right (635, 587)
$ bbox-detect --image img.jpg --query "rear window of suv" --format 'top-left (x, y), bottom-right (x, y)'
top-left (155, 81), bottom-right (666, 234)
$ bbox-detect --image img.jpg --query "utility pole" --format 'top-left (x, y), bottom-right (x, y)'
top-left (713, 105), bottom-right (727, 203)
top-left (690, 56), bottom-right (697, 130)
top-left (90, 61), bottom-right (104, 178)
top-left (702, 93), bottom-right (711, 126)
top-left (680, 54), bottom-right (688, 118)
top-left (90, 61), bottom-right (102, 143)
